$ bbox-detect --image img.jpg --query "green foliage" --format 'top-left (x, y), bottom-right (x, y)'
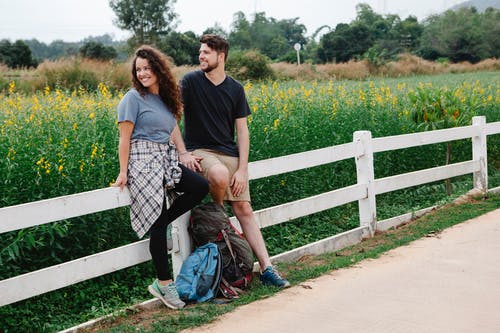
top-left (407, 80), bottom-right (488, 131)
top-left (0, 39), bottom-right (38, 68)
top-left (317, 4), bottom-right (423, 64)
top-left (418, 7), bottom-right (499, 63)
top-left (228, 12), bottom-right (307, 61)
top-left (159, 31), bottom-right (199, 65)
top-left (109, 0), bottom-right (178, 47)
top-left (318, 23), bottom-right (374, 63)
top-left (80, 41), bottom-right (118, 61)
top-left (226, 49), bottom-right (275, 81)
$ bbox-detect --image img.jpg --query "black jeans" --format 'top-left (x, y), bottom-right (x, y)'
top-left (149, 164), bottom-right (208, 280)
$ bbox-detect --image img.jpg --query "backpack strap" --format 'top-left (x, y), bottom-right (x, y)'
top-left (219, 277), bottom-right (244, 299)
top-left (221, 229), bottom-right (237, 262)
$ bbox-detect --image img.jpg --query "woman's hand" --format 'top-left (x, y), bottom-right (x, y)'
top-left (112, 171), bottom-right (128, 191)
top-left (179, 152), bottom-right (203, 172)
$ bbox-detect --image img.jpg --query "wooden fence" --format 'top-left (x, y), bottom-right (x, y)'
top-left (1, 116), bottom-right (499, 307)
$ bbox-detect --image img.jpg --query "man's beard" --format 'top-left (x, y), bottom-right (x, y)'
top-left (201, 60), bottom-right (219, 73)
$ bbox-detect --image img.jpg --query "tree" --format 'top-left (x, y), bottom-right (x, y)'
top-left (394, 16), bottom-right (423, 51)
top-left (228, 11), bottom-right (308, 61)
top-left (229, 11), bottom-right (252, 50)
top-left (478, 7), bottom-right (500, 59)
top-left (109, 0), bottom-right (178, 46)
top-left (418, 8), bottom-right (491, 63)
top-left (318, 23), bottom-right (373, 63)
top-left (159, 31), bottom-right (199, 65)
top-left (0, 39), bottom-right (37, 68)
top-left (80, 41), bottom-right (117, 61)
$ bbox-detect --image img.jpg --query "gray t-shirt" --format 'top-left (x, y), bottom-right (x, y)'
top-left (117, 89), bottom-right (177, 144)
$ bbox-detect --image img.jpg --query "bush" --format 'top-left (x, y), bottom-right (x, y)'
top-left (226, 49), bottom-right (275, 81)
top-left (32, 57), bottom-right (130, 92)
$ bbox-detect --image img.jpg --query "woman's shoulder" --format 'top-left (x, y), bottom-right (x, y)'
top-left (123, 88), bottom-right (142, 98)
top-left (121, 88), bottom-right (144, 103)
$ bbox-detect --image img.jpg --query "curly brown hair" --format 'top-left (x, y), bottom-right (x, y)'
top-left (131, 45), bottom-right (182, 120)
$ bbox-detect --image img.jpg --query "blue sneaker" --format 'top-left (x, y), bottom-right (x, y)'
top-left (259, 266), bottom-right (290, 288)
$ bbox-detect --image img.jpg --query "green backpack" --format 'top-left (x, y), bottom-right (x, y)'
top-left (189, 202), bottom-right (254, 295)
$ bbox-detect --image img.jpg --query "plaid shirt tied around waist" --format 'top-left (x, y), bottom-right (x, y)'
top-left (127, 139), bottom-right (182, 238)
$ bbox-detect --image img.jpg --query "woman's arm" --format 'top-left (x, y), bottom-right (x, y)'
top-left (112, 121), bottom-right (134, 190)
top-left (171, 124), bottom-right (202, 172)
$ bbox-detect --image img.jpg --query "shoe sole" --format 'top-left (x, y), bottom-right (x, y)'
top-left (148, 285), bottom-right (185, 310)
top-left (261, 280), bottom-right (291, 288)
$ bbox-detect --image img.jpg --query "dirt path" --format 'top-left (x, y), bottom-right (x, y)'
top-left (181, 209), bottom-right (500, 333)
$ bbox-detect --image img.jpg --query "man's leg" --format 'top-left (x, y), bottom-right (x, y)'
top-left (193, 149), bottom-right (230, 206)
top-left (206, 163), bottom-right (230, 206)
top-left (231, 200), bottom-right (271, 269)
top-left (231, 200), bottom-right (290, 288)
top-left (194, 149), bottom-right (290, 287)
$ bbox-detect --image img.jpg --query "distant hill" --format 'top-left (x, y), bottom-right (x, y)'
top-left (450, 0), bottom-right (500, 11)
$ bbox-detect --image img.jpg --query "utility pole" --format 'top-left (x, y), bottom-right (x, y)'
top-left (294, 43), bottom-right (301, 65)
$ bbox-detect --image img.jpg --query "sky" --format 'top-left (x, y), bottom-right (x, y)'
top-left (0, 0), bottom-right (464, 44)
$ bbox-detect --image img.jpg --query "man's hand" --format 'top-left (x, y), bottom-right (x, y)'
top-left (230, 168), bottom-right (247, 197)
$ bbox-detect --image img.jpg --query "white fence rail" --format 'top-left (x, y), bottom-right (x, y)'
top-left (1, 116), bottom-right (499, 307)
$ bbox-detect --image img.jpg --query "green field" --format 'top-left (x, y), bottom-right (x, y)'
top-left (0, 72), bottom-right (499, 331)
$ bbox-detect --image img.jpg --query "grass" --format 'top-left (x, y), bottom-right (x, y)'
top-left (79, 191), bottom-right (500, 333)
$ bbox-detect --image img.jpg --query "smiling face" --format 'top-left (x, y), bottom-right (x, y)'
top-left (135, 57), bottom-right (159, 94)
top-left (199, 43), bottom-right (223, 73)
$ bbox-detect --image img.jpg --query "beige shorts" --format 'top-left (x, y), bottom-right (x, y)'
top-left (193, 149), bottom-right (251, 202)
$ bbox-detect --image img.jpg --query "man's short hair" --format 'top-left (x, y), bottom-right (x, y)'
top-left (200, 34), bottom-right (229, 61)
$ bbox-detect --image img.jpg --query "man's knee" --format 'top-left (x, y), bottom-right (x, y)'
top-left (207, 164), bottom-right (230, 189)
top-left (231, 201), bottom-right (253, 218)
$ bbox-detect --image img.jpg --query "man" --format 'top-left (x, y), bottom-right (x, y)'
top-left (178, 34), bottom-right (290, 288)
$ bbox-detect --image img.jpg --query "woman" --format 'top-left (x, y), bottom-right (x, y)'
top-left (113, 45), bottom-right (208, 309)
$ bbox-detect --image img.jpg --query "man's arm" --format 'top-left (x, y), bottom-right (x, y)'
top-left (231, 117), bottom-right (250, 197)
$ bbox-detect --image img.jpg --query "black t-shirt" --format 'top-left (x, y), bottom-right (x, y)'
top-left (181, 71), bottom-right (251, 157)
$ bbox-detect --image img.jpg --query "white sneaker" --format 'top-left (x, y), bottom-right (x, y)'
top-left (148, 279), bottom-right (185, 309)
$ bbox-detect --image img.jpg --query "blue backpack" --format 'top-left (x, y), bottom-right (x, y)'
top-left (174, 242), bottom-right (222, 303)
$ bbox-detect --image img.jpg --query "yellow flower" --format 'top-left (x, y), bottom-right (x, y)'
top-left (91, 143), bottom-right (99, 159)
top-left (89, 112), bottom-right (95, 120)
top-left (244, 82), bottom-right (253, 91)
top-left (98, 82), bottom-right (110, 98)
top-left (61, 138), bottom-right (69, 148)
top-left (7, 147), bottom-right (16, 160)
top-left (8, 81), bottom-right (16, 93)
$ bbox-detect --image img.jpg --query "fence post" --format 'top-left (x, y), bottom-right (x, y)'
top-left (354, 130), bottom-right (376, 235)
top-left (170, 212), bottom-right (192, 279)
top-left (472, 116), bottom-right (488, 193)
